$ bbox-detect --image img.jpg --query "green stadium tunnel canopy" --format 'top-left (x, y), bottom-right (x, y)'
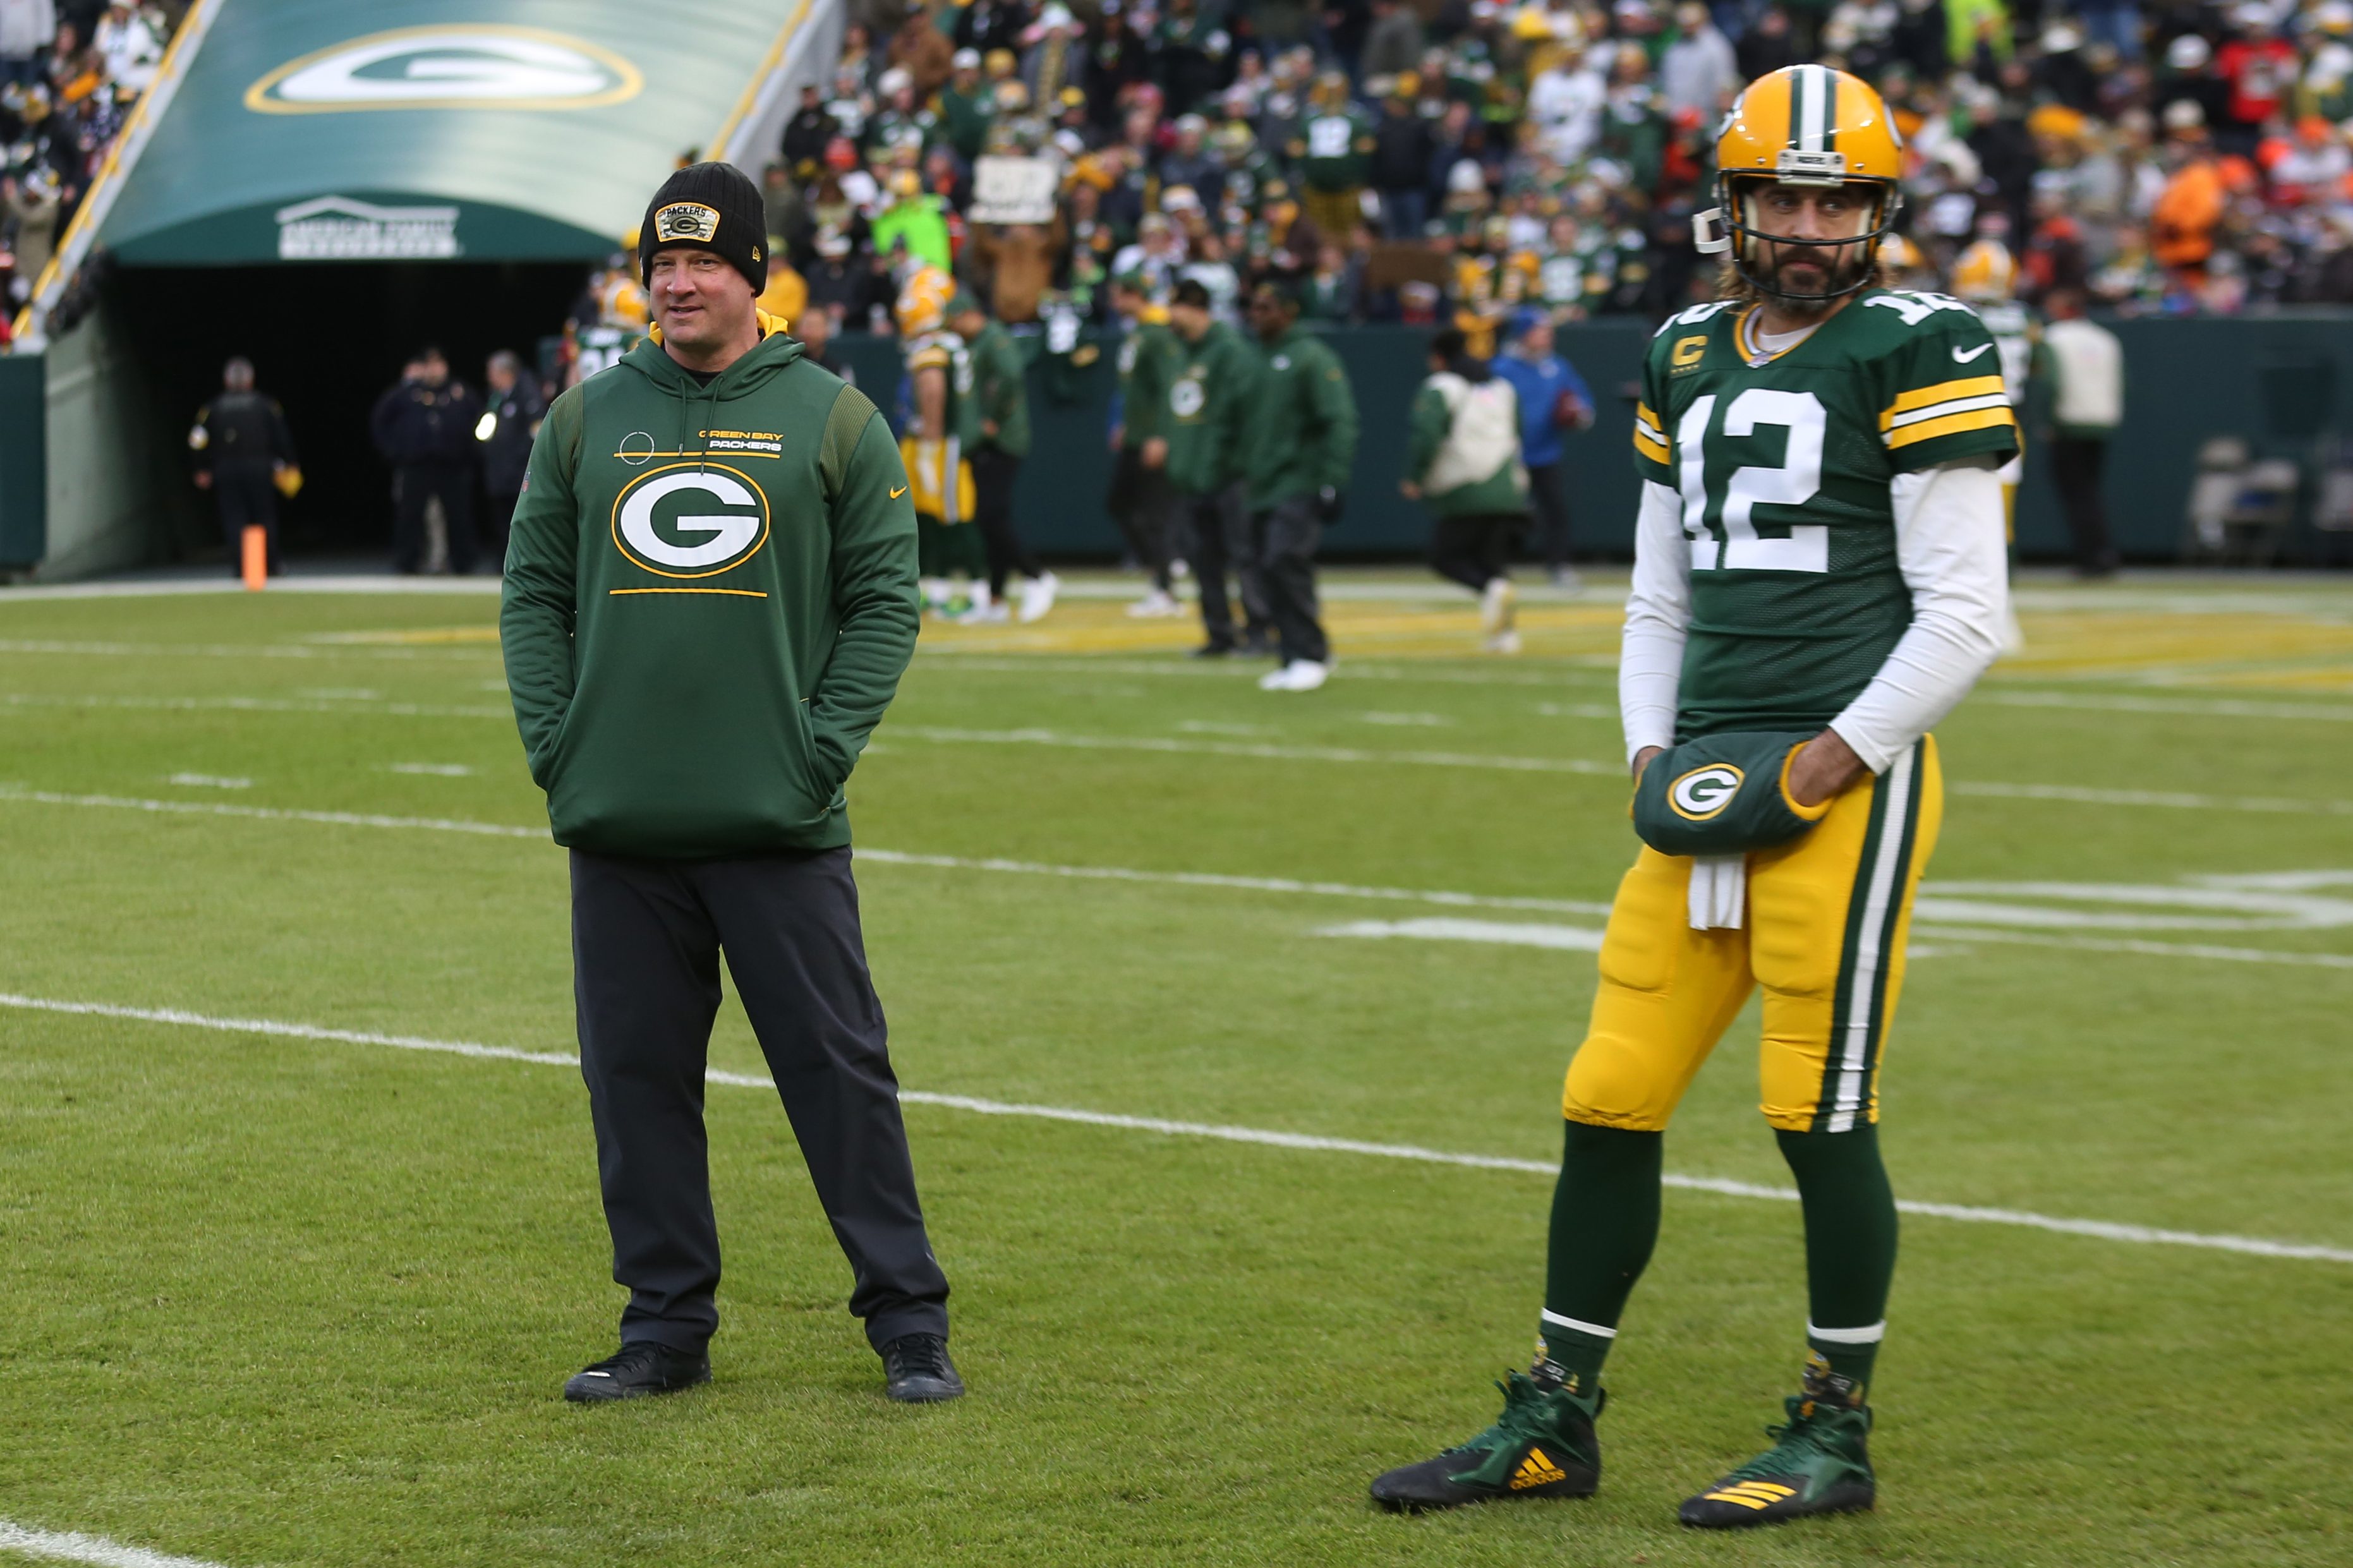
top-left (99, 0), bottom-right (820, 265)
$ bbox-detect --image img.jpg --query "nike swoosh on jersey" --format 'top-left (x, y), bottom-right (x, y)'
top-left (1951, 343), bottom-right (1993, 363)
top-left (890, 486), bottom-right (907, 498)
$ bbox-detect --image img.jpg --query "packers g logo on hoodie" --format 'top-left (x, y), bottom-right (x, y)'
top-left (611, 462), bottom-right (770, 577)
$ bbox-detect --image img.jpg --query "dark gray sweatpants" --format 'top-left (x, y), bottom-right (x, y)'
top-left (569, 845), bottom-right (950, 1354)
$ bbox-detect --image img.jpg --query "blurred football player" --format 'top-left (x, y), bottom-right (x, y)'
top-left (1372, 65), bottom-right (2018, 1528)
top-left (895, 267), bottom-right (988, 617)
top-left (1952, 224), bottom-right (2033, 653)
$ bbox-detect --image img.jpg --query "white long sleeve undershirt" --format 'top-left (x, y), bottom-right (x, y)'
top-left (1617, 458), bottom-right (2010, 773)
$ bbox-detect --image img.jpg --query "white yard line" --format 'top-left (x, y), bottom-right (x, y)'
top-left (916, 653), bottom-right (1613, 687)
top-left (0, 788), bottom-right (544, 839)
top-left (855, 848), bottom-right (1616, 915)
top-left (0, 577), bottom-right (499, 599)
top-left (12, 693), bottom-right (2353, 816)
top-left (1951, 780), bottom-right (2353, 817)
top-left (0, 639), bottom-right (481, 662)
top-left (5, 990), bottom-right (2349, 1267)
top-left (1977, 689), bottom-right (2353, 723)
top-left (1913, 926), bottom-right (2353, 970)
top-left (1313, 918), bottom-right (1607, 951)
top-left (0, 694), bottom-right (508, 720)
top-left (883, 725), bottom-right (1624, 775)
top-left (886, 727), bottom-right (2353, 814)
top-left (0, 1518), bottom-right (232, 1568)
top-left (6, 789), bottom-right (2352, 966)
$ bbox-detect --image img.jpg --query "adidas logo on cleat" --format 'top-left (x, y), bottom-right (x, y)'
top-left (1701, 1480), bottom-right (1797, 1511)
top-left (1509, 1447), bottom-right (1570, 1490)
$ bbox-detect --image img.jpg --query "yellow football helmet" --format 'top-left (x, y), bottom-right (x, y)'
top-left (895, 265), bottom-right (955, 339)
top-left (1698, 64), bottom-right (1904, 303)
top-left (1951, 236), bottom-right (2017, 301)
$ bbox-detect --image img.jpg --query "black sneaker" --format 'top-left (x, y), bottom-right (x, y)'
top-left (880, 1332), bottom-right (965, 1403)
top-left (1189, 640), bottom-right (1237, 658)
top-left (562, 1341), bottom-right (711, 1403)
top-left (1678, 1364), bottom-right (1875, 1528)
top-left (1370, 1370), bottom-right (1604, 1511)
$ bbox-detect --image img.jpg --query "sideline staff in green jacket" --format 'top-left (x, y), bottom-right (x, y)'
top-left (500, 162), bottom-right (961, 1409)
top-left (1240, 279), bottom-right (1359, 692)
top-left (1164, 279), bottom-right (1267, 657)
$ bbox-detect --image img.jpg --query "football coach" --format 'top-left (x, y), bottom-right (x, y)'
top-left (500, 162), bottom-right (959, 1406)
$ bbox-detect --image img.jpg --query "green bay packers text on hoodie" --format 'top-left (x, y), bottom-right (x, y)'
top-left (500, 327), bottom-right (919, 857)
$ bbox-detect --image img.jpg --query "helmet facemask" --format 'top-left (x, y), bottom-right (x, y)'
top-left (1707, 158), bottom-right (1901, 308)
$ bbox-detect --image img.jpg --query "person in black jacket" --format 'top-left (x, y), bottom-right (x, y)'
top-left (780, 84), bottom-right (837, 171)
top-left (189, 356), bottom-right (298, 576)
top-left (1372, 82), bottom-right (1435, 238)
top-left (477, 350), bottom-right (544, 565)
top-left (370, 346), bottom-right (483, 574)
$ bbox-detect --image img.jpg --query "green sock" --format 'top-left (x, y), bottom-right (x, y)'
top-left (1536, 1120), bottom-right (1663, 1396)
top-left (1775, 1125), bottom-right (1897, 1397)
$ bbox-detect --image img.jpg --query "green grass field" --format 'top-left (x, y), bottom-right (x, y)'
top-left (2, 572), bottom-right (2349, 1567)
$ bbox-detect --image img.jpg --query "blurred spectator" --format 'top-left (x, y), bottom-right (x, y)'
top-left (872, 167), bottom-right (952, 271)
top-left (1660, 3), bottom-right (1739, 119)
top-left (477, 349), bottom-right (542, 564)
top-left (1491, 308), bottom-right (1594, 588)
top-left (1370, 75), bottom-right (1434, 237)
top-left (0, 0), bottom-right (53, 90)
top-left (0, 0), bottom-right (174, 317)
top-left (188, 356), bottom-right (296, 578)
top-left (1363, 0), bottom-right (1428, 79)
top-left (782, 83), bottom-right (837, 169)
top-left (370, 348), bottom-right (482, 576)
top-left (2035, 289), bottom-right (2126, 576)
top-left (758, 250), bottom-right (809, 323)
top-left (94, 3), bottom-right (158, 94)
top-left (1404, 325), bottom-right (1528, 654)
top-left (646, 0), bottom-right (2353, 365)
top-left (794, 299), bottom-right (853, 382)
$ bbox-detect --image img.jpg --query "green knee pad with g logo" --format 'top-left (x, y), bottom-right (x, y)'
top-left (1631, 730), bottom-right (1830, 857)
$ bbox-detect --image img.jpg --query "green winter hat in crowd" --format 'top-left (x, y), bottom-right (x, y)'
top-left (638, 161), bottom-right (767, 293)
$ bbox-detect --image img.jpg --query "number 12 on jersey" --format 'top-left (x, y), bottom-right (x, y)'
top-left (1675, 389), bottom-right (1829, 573)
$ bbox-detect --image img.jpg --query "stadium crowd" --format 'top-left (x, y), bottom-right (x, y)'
top-left (713, 0), bottom-right (2353, 336)
top-left (0, 0), bottom-right (176, 334)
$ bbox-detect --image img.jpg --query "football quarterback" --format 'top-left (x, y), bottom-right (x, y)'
top-left (1372, 64), bottom-right (2018, 1529)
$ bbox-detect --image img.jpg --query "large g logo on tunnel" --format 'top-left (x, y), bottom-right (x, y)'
top-left (611, 464), bottom-right (771, 578)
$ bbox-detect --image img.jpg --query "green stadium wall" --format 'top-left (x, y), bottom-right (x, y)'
top-left (835, 313), bottom-right (2353, 566)
top-left (10, 313), bottom-right (2353, 578)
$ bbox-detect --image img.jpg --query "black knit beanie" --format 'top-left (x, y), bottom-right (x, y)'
top-left (638, 162), bottom-right (766, 292)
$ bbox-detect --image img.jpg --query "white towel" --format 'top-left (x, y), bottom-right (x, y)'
top-left (1688, 853), bottom-right (1746, 930)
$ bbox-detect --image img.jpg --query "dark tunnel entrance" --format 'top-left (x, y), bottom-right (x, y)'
top-left (107, 260), bottom-right (592, 564)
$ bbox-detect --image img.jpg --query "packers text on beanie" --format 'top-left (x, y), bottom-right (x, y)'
top-left (638, 162), bottom-right (766, 293)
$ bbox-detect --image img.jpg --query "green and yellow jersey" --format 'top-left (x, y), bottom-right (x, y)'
top-left (1295, 106), bottom-right (1376, 191)
top-left (1632, 288), bottom-right (2020, 739)
top-left (902, 329), bottom-right (980, 521)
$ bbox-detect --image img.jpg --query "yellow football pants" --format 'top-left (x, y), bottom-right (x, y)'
top-left (1563, 737), bottom-right (1942, 1135)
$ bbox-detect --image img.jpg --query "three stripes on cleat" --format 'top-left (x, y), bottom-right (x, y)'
top-left (1700, 1478), bottom-right (1798, 1511)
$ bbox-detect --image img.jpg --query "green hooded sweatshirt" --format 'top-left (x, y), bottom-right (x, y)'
top-left (1163, 320), bottom-right (1261, 497)
top-left (1239, 323), bottom-right (1359, 512)
top-left (500, 321), bottom-right (919, 859)
top-left (968, 318), bottom-right (1031, 457)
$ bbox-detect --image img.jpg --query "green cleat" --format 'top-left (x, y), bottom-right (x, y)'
top-left (1370, 1370), bottom-right (1604, 1512)
top-left (1678, 1382), bottom-right (1875, 1529)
